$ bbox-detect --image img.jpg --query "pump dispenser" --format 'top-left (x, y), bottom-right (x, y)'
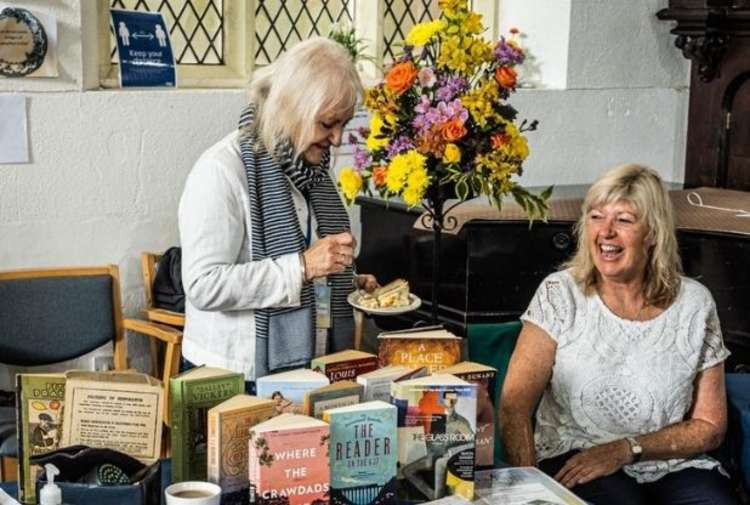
top-left (39, 463), bottom-right (62, 505)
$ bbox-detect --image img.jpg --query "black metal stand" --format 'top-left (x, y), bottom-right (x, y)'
top-left (419, 183), bottom-right (466, 324)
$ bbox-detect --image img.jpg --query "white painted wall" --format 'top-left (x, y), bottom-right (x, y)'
top-left (0, 0), bottom-right (690, 386)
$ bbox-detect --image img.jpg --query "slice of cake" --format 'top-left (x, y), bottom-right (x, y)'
top-left (359, 278), bottom-right (410, 308)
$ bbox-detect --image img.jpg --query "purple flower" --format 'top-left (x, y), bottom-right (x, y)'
top-left (386, 136), bottom-right (415, 158)
top-left (418, 67), bottom-right (436, 88)
top-left (412, 97), bottom-right (469, 136)
top-left (494, 37), bottom-right (525, 66)
top-left (353, 145), bottom-right (372, 170)
top-left (435, 76), bottom-right (469, 102)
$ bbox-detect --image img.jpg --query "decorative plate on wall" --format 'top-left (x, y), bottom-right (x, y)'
top-left (0, 7), bottom-right (48, 78)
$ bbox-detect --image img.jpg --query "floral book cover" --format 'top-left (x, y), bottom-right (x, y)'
top-left (324, 402), bottom-right (398, 505)
top-left (248, 419), bottom-right (330, 505)
top-left (378, 338), bottom-right (461, 374)
top-left (16, 373), bottom-right (66, 505)
top-left (391, 378), bottom-right (477, 502)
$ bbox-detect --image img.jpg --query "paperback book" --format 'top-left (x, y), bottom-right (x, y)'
top-left (207, 394), bottom-right (275, 493)
top-left (311, 350), bottom-right (378, 383)
top-left (378, 327), bottom-right (461, 373)
top-left (303, 381), bottom-right (364, 420)
top-left (15, 373), bottom-right (66, 504)
top-left (256, 369), bottom-right (330, 416)
top-left (357, 366), bottom-right (428, 403)
top-left (391, 374), bottom-right (477, 502)
top-left (441, 362), bottom-right (497, 468)
top-left (324, 401), bottom-right (398, 505)
top-left (171, 366), bottom-right (245, 482)
top-left (248, 413), bottom-right (330, 505)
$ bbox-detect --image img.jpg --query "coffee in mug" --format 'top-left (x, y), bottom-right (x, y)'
top-left (164, 481), bottom-right (221, 505)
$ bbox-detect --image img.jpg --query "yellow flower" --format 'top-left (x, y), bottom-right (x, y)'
top-left (386, 150), bottom-right (427, 194)
top-left (338, 167), bottom-right (363, 203)
top-left (462, 12), bottom-right (484, 35)
top-left (366, 114), bottom-right (389, 151)
top-left (403, 186), bottom-right (423, 207)
top-left (405, 20), bottom-right (445, 47)
top-left (511, 135), bottom-right (529, 160)
top-left (443, 143), bottom-right (461, 164)
top-left (461, 81), bottom-right (500, 127)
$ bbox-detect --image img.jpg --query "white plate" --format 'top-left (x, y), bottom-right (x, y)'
top-left (347, 291), bottom-right (422, 315)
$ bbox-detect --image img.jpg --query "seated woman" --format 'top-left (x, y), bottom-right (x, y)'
top-left (500, 164), bottom-right (738, 505)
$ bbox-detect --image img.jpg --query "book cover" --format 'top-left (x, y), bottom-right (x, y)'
top-left (378, 328), bottom-right (461, 373)
top-left (61, 371), bottom-right (163, 464)
top-left (170, 366), bottom-right (245, 483)
top-left (357, 366), bottom-right (428, 403)
top-left (207, 394), bottom-right (275, 493)
top-left (248, 414), bottom-right (330, 505)
top-left (15, 373), bottom-right (65, 505)
top-left (303, 381), bottom-right (364, 420)
top-left (324, 401), bottom-right (398, 505)
top-left (441, 362), bottom-right (497, 468)
top-left (256, 369), bottom-right (330, 416)
top-left (311, 350), bottom-right (378, 383)
top-left (391, 375), bottom-right (477, 502)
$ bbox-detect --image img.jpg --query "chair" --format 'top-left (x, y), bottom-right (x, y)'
top-left (0, 265), bottom-right (181, 481)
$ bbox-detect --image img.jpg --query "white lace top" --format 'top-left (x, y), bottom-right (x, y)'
top-left (521, 269), bottom-right (730, 483)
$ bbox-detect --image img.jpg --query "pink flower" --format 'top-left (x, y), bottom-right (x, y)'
top-left (418, 67), bottom-right (436, 88)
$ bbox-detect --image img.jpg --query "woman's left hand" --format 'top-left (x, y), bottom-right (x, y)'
top-left (356, 274), bottom-right (380, 293)
top-left (554, 439), bottom-right (631, 488)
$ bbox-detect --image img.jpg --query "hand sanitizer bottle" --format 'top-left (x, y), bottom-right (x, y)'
top-left (39, 463), bottom-right (62, 505)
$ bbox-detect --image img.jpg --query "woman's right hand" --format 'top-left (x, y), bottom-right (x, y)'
top-left (303, 232), bottom-right (354, 281)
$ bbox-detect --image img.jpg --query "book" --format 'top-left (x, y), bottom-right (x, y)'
top-left (256, 369), bottom-right (330, 416)
top-left (207, 394), bottom-right (275, 493)
top-left (440, 362), bottom-right (498, 468)
top-left (378, 327), bottom-right (461, 373)
top-left (248, 413), bottom-right (330, 505)
top-left (324, 401), bottom-right (398, 505)
top-left (356, 365), bottom-right (428, 403)
top-left (15, 373), bottom-right (66, 505)
top-left (170, 366), bottom-right (245, 483)
top-left (311, 350), bottom-right (378, 383)
top-left (474, 467), bottom-right (587, 505)
top-left (303, 381), bottom-right (364, 420)
top-left (391, 374), bottom-right (477, 502)
top-left (61, 371), bottom-right (163, 464)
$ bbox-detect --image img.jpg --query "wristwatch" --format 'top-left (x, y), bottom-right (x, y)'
top-left (625, 436), bottom-right (643, 463)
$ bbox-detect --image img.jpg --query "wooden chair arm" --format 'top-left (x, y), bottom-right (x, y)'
top-left (122, 318), bottom-right (182, 344)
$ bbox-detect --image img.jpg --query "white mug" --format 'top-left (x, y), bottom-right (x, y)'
top-left (164, 481), bottom-right (221, 505)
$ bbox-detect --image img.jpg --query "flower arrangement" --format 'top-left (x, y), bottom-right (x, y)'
top-left (338, 0), bottom-right (550, 218)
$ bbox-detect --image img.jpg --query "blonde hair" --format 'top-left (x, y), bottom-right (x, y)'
top-left (564, 164), bottom-right (682, 306)
top-left (247, 36), bottom-right (362, 156)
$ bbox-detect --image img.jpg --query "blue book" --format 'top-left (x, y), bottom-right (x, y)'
top-left (324, 401), bottom-right (398, 505)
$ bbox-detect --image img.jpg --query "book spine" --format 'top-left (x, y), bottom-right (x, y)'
top-left (206, 410), bottom-right (220, 485)
top-left (16, 374), bottom-right (27, 504)
top-left (170, 380), bottom-right (185, 483)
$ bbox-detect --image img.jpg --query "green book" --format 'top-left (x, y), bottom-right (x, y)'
top-left (170, 366), bottom-right (244, 483)
top-left (15, 373), bottom-right (66, 505)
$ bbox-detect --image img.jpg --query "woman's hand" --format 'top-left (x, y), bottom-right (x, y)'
top-left (303, 232), bottom-right (354, 281)
top-left (554, 440), bottom-right (632, 488)
top-left (356, 274), bottom-right (380, 293)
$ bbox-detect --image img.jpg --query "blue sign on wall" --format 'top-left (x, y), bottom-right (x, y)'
top-left (110, 9), bottom-right (176, 87)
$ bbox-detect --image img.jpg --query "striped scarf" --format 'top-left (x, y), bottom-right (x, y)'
top-left (238, 105), bottom-right (354, 377)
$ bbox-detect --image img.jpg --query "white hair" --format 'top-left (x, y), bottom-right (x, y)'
top-left (247, 36), bottom-right (362, 156)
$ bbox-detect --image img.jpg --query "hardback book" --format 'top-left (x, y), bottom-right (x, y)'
top-left (390, 374), bottom-right (477, 502)
top-left (256, 369), bottom-right (330, 416)
top-left (303, 381), bottom-right (364, 420)
top-left (248, 413), bottom-right (330, 505)
top-left (356, 365), bottom-right (428, 403)
top-left (474, 467), bottom-right (587, 504)
top-left (324, 401), bottom-right (398, 505)
top-left (378, 326), bottom-right (461, 373)
top-left (207, 394), bottom-right (275, 493)
top-left (170, 366), bottom-right (245, 483)
top-left (440, 362), bottom-right (498, 468)
top-left (61, 371), bottom-right (163, 464)
top-left (15, 373), bottom-right (66, 505)
top-left (311, 350), bottom-right (378, 383)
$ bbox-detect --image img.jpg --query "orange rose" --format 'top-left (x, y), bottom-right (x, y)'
top-left (494, 66), bottom-right (517, 89)
top-left (373, 166), bottom-right (388, 187)
top-left (491, 133), bottom-right (511, 149)
top-left (441, 118), bottom-right (467, 142)
top-left (385, 62), bottom-right (418, 95)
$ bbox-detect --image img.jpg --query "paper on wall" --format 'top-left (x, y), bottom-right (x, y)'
top-left (0, 94), bottom-right (28, 163)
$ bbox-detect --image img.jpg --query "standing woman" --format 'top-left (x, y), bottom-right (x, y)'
top-left (500, 164), bottom-right (737, 504)
top-left (178, 37), bottom-right (378, 389)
